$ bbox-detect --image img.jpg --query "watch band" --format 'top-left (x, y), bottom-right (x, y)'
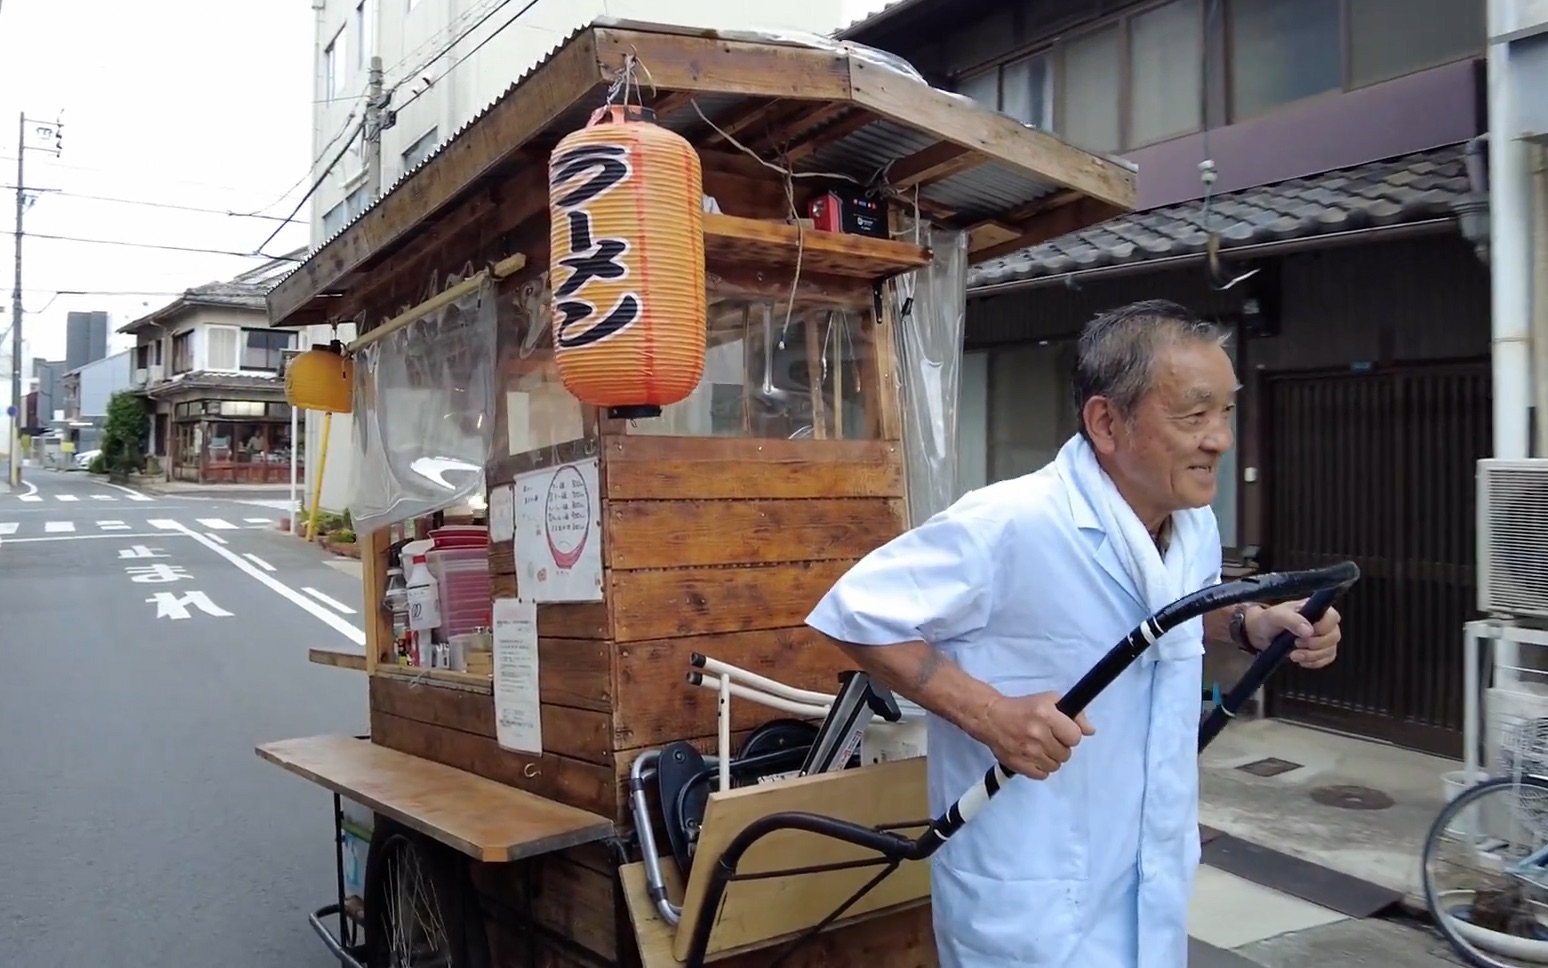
top-left (1229, 604), bottom-right (1260, 655)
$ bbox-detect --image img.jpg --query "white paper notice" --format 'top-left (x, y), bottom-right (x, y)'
top-left (487, 483), bottom-right (515, 543)
top-left (492, 598), bottom-right (543, 755)
top-left (514, 456), bottom-right (604, 603)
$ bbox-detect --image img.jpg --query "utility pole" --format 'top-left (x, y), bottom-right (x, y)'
top-left (364, 55), bottom-right (385, 198)
top-left (7, 111), bottom-right (61, 488)
top-left (8, 112), bottom-right (23, 488)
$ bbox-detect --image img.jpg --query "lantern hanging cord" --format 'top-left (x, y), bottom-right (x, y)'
top-left (606, 51), bottom-right (655, 108)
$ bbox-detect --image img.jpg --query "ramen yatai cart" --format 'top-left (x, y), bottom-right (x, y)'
top-left (257, 18), bottom-right (1135, 968)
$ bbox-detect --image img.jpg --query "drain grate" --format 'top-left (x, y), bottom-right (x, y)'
top-left (1309, 784), bottom-right (1394, 811)
top-left (1236, 756), bottom-right (1303, 778)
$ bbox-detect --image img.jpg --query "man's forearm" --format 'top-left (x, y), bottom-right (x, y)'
top-left (833, 639), bottom-right (1003, 744)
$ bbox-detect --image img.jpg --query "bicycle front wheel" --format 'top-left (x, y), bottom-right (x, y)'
top-left (1423, 774), bottom-right (1548, 967)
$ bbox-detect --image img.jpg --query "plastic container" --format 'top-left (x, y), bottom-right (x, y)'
top-left (427, 547), bottom-right (489, 638)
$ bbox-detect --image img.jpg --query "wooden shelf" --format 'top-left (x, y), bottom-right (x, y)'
top-left (703, 213), bottom-right (931, 280)
top-left (257, 734), bottom-right (614, 863)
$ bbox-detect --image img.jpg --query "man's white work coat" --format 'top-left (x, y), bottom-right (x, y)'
top-left (805, 434), bottom-right (1222, 968)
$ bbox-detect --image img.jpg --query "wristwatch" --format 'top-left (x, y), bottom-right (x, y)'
top-left (1228, 604), bottom-right (1262, 655)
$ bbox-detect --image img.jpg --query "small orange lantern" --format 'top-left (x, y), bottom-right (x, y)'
top-left (548, 103), bottom-right (707, 419)
top-left (284, 340), bottom-right (354, 413)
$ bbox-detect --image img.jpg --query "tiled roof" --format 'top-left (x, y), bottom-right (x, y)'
top-left (969, 143), bottom-right (1471, 288)
top-left (139, 371), bottom-right (285, 398)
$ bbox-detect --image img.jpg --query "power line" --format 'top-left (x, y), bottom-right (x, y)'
top-left (253, 117), bottom-right (366, 257)
top-left (24, 230), bottom-right (287, 260)
top-left (394, 0), bottom-right (542, 116)
top-left (0, 185), bottom-right (301, 222)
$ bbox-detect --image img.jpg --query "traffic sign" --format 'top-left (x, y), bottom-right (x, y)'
top-left (4, 405), bottom-right (15, 418)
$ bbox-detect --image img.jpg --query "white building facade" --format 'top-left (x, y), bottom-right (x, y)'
top-left (302, 0), bottom-right (851, 512)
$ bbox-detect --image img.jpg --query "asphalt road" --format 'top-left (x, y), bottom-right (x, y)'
top-left (0, 469), bottom-right (366, 968)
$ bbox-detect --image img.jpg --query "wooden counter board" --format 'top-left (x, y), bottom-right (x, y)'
top-left (256, 734), bottom-right (614, 863)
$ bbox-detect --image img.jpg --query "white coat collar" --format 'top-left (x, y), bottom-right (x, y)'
top-left (1053, 435), bottom-right (1147, 613)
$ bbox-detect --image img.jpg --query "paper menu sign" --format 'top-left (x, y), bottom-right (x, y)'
top-left (513, 456), bottom-right (604, 603)
top-left (488, 483), bottom-right (515, 543)
top-left (492, 598), bottom-right (543, 755)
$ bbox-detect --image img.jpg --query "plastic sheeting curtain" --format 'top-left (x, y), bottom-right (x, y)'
top-left (347, 272), bottom-right (499, 532)
top-left (891, 221), bottom-right (969, 527)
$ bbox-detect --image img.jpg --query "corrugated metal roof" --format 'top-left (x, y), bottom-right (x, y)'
top-left (273, 19), bottom-right (1132, 318)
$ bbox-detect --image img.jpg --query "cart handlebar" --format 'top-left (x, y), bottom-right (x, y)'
top-left (680, 560), bottom-right (1360, 968)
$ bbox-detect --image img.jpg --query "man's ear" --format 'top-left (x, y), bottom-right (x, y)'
top-left (1082, 396), bottom-right (1120, 456)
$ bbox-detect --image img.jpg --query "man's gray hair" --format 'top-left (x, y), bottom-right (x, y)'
top-left (1071, 299), bottom-right (1228, 440)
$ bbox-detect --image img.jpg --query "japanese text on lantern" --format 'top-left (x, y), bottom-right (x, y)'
top-left (549, 143), bottom-right (639, 349)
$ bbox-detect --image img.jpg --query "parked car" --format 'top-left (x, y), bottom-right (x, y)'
top-left (74, 449), bottom-right (100, 469)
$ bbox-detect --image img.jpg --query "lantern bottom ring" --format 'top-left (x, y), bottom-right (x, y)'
top-left (607, 404), bottom-right (664, 420)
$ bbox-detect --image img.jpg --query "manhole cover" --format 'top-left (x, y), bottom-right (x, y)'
top-left (1309, 784), bottom-right (1394, 811)
top-left (1237, 757), bottom-right (1303, 777)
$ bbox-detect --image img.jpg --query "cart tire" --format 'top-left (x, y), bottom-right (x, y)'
top-left (1421, 773), bottom-right (1548, 966)
top-left (363, 817), bottom-right (491, 968)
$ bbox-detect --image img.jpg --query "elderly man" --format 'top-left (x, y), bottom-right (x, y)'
top-left (805, 300), bottom-right (1343, 968)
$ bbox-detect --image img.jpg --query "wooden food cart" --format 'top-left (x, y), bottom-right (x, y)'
top-left (259, 18), bottom-right (1134, 968)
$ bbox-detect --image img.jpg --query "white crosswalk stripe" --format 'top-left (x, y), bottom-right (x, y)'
top-left (18, 495), bottom-right (41, 502)
top-left (91, 495), bottom-right (116, 501)
top-left (56, 494), bottom-right (79, 502)
top-left (0, 515), bottom-right (276, 538)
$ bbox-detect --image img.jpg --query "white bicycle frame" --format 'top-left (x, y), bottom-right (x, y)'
top-left (688, 654), bottom-right (928, 790)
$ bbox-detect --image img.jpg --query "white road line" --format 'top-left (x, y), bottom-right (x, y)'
top-left (0, 523), bottom-right (17, 536)
top-left (243, 553), bottom-right (276, 572)
top-left (244, 517), bottom-right (273, 524)
top-left (303, 587), bottom-right (358, 614)
top-left (56, 494), bottom-right (79, 502)
top-left (204, 532), bottom-right (228, 545)
top-left (151, 520), bottom-right (183, 531)
top-left (198, 518), bottom-right (237, 530)
top-left (91, 494), bottom-right (117, 501)
top-left (44, 521), bottom-right (75, 533)
top-left (18, 494), bottom-right (41, 502)
top-left (152, 520), bottom-right (365, 645)
top-left (99, 481), bottom-right (152, 501)
top-left (1, 531), bottom-right (189, 544)
top-left (98, 521), bottom-right (131, 531)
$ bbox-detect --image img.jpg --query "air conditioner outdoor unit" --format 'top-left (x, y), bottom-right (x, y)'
top-left (1478, 458), bottom-right (1548, 619)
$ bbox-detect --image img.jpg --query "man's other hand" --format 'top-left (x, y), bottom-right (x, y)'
top-left (1247, 600), bottom-right (1343, 670)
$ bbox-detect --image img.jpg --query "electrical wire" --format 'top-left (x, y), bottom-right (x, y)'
top-left (23, 231), bottom-right (291, 259)
top-left (393, 0), bottom-right (543, 116)
top-left (252, 0), bottom-right (538, 258)
top-left (0, 186), bottom-right (300, 222)
top-left (251, 116), bottom-right (367, 258)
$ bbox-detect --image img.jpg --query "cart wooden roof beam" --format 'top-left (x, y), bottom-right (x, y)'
top-left (265, 18), bottom-right (1136, 330)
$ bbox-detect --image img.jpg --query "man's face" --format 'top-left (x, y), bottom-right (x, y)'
top-left (1100, 339), bottom-right (1239, 523)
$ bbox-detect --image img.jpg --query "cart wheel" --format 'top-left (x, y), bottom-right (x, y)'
top-left (1422, 774), bottom-right (1548, 966)
top-left (363, 818), bottom-right (491, 968)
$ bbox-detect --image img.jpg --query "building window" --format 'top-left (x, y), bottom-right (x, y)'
top-left (353, 0), bottom-right (374, 70)
top-left (1061, 26), bottom-right (1122, 155)
top-left (241, 329), bottom-right (294, 371)
top-left (1348, 0), bottom-right (1486, 88)
top-left (401, 126), bottom-right (439, 172)
top-left (1001, 54), bottom-right (1053, 129)
top-left (346, 183), bottom-right (372, 220)
top-left (322, 201), bottom-right (347, 237)
top-left (954, 52), bottom-right (1054, 130)
top-left (1228, 0), bottom-right (1342, 120)
top-left (324, 26), bottom-right (347, 98)
top-left (1129, 0), bottom-right (1204, 147)
top-left (171, 331), bottom-right (194, 374)
top-left (206, 326), bottom-right (240, 371)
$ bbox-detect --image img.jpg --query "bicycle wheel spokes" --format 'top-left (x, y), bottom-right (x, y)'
top-left (1424, 776), bottom-right (1548, 967)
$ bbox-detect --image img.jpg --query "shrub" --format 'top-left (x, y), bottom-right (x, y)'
top-left (332, 528), bottom-right (357, 543)
top-left (100, 392), bottom-right (149, 482)
top-left (87, 453), bottom-right (106, 475)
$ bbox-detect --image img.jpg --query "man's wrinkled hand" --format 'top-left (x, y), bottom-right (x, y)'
top-left (979, 691), bottom-right (1096, 780)
top-left (1247, 600), bottom-right (1343, 670)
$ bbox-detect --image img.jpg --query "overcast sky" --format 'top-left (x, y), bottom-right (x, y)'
top-left (0, 0), bottom-right (880, 366)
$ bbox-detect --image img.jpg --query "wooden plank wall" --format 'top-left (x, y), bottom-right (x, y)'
top-left (602, 434), bottom-right (908, 806)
